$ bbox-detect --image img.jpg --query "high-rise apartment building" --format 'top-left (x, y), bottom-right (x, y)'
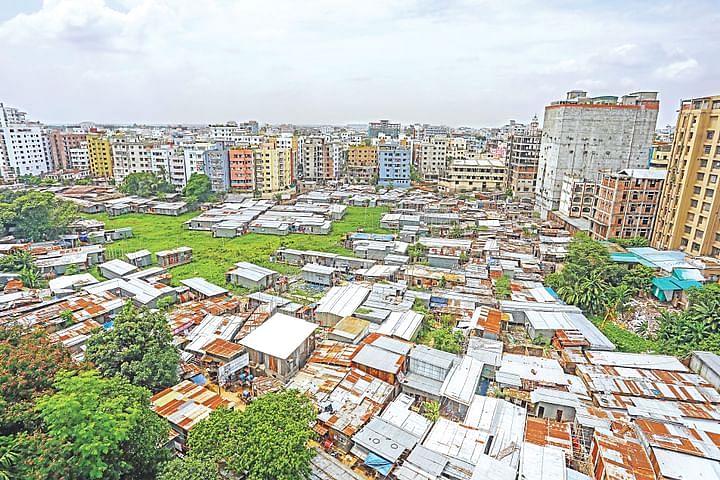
top-left (368, 120), bottom-right (401, 139)
top-left (111, 133), bottom-right (153, 182)
top-left (229, 147), bottom-right (255, 193)
top-left (48, 131), bottom-right (86, 170)
top-left (297, 136), bottom-right (332, 182)
top-left (590, 169), bottom-right (666, 241)
top-left (202, 145), bottom-right (230, 192)
top-left (86, 132), bottom-right (113, 178)
top-left (378, 143), bottom-right (411, 188)
top-left (414, 137), bottom-right (448, 181)
top-left (535, 90), bottom-right (659, 217)
top-left (254, 140), bottom-right (293, 195)
top-left (0, 102), bottom-right (52, 178)
top-left (346, 145), bottom-right (378, 185)
top-left (507, 116), bottom-right (541, 200)
top-left (652, 95), bottom-right (720, 257)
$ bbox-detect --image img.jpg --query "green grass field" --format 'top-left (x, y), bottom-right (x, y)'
top-left (86, 206), bottom-right (390, 289)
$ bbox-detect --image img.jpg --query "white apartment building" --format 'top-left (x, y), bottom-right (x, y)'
top-left (535, 90), bottom-right (659, 217)
top-left (413, 137), bottom-right (448, 181)
top-left (328, 140), bottom-right (346, 179)
top-left (67, 143), bottom-right (90, 172)
top-left (0, 102), bottom-right (52, 178)
top-left (111, 134), bottom-right (153, 182)
top-left (183, 143), bottom-right (213, 182)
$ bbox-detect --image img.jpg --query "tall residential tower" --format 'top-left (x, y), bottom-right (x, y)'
top-left (652, 95), bottom-right (720, 257)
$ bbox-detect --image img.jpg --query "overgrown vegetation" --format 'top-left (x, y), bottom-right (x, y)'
top-left (119, 172), bottom-right (174, 198)
top-left (161, 390), bottom-right (315, 480)
top-left (0, 190), bottom-right (78, 241)
top-left (182, 173), bottom-right (216, 205)
top-left (608, 236), bottom-right (649, 248)
top-left (414, 302), bottom-right (464, 354)
top-left (545, 233), bottom-right (653, 319)
top-left (85, 302), bottom-right (179, 392)
top-left (654, 284), bottom-right (720, 356)
top-left (494, 275), bottom-right (512, 300)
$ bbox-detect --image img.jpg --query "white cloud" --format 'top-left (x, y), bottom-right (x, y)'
top-left (0, 0), bottom-right (718, 126)
top-left (654, 58), bottom-right (701, 80)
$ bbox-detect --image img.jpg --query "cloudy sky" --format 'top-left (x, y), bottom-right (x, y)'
top-left (0, 0), bottom-right (717, 127)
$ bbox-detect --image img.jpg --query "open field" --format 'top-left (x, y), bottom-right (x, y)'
top-left (86, 206), bottom-right (390, 288)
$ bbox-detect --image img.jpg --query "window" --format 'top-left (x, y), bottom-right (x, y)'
top-left (694, 186), bottom-right (702, 194)
top-left (708, 130), bottom-right (715, 140)
top-left (705, 145), bottom-right (712, 155)
top-left (701, 159), bottom-right (709, 167)
top-left (697, 172), bottom-right (705, 181)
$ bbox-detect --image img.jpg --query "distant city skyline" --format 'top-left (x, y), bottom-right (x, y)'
top-left (1, 0), bottom-right (717, 127)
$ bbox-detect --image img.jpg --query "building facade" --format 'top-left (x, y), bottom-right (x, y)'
top-left (298, 136), bottom-right (332, 183)
top-left (0, 102), bottom-right (52, 179)
top-left (346, 145), bottom-right (378, 185)
top-left (254, 141), bottom-right (293, 195)
top-left (110, 133), bottom-right (153, 182)
top-left (86, 133), bottom-right (113, 178)
top-left (652, 95), bottom-right (720, 257)
top-left (414, 137), bottom-right (448, 181)
top-left (378, 144), bottom-right (411, 188)
top-left (507, 116), bottom-right (541, 200)
top-left (590, 169), bottom-right (666, 241)
top-left (535, 90), bottom-right (659, 217)
top-left (48, 131), bottom-right (86, 170)
top-left (438, 157), bottom-right (506, 194)
top-left (369, 120), bottom-right (401, 139)
top-left (558, 174), bottom-right (598, 219)
top-left (203, 145), bottom-right (230, 192)
top-left (229, 147), bottom-right (254, 193)
top-left (650, 141), bottom-right (672, 169)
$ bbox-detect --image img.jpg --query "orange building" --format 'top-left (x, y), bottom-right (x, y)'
top-left (228, 147), bottom-right (254, 192)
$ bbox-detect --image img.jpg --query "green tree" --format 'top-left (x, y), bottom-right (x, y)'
top-left (429, 327), bottom-right (464, 354)
top-left (449, 226), bottom-right (463, 239)
top-left (158, 458), bottom-right (219, 480)
top-left (10, 191), bottom-right (78, 241)
top-left (85, 302), bottom-right (179, 392)
top-left (19, 266), bottom-right (43, 289)
top-left (182, 173), bottom-right (214, 204)
top-left (0, 436), bottom-right (18, 480)
top-left (622, 265), bottom-right (654, 294)
top-left (0, 251), bottom-right (34, 273)
top-left (20, 371), bottom-right (169, 480)
top-left (421, 400), bottom-right (440, 422)
top-left (119, 172), bottom-right (174, 198)
top-left (603, 284), bottom-right (632, 323)
top-left (186, 390), bottom-right (315, 480)
top-left (0, 328), bottom-right (74, 435)
top-left (495, 275), bottom-right (512, 300)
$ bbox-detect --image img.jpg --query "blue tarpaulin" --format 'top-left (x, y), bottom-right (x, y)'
top-left (364, 452), bottom-right (392, 476)
top-left (190, 374), bottom-right (207, 386)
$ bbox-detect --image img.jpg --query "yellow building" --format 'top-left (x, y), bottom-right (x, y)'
top-left (652, 95), bottom-right (720, 257)
top-left (86, 133), bottom-right (113, 178)
top-left (346, 145), bottom-right (378, 184)
top-left (650, 141), bottom-right (672, 169)
top-left (438, 155), bottom-right (506, 194)
top-left (253, 140), bottom-right (293, 195)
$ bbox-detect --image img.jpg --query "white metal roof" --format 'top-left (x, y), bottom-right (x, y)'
top-left (440, 356), bottom-right (484, 406)
top-left (520, 442), bottom-right (567, 480)
top-left (585, 350), bottom-right (687, 371)
top-left (180, 277), bottom-right (228, 297)
top-left (316, 284), bottom-right (371, 318)
top-left (239, 312), bottom-right (316, 359)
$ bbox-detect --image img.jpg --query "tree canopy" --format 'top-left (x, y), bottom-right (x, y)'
top-left (182, 173), bottom-right (215, 204)
top-left (16, 371), bottom-right (169, 480)
top-left (545, 233), bottom-right (651, 318)
top-left (0, 191), bottom-right (78, 241)
top-left (119, 172), bottom-right (174, 198)
top-left (85, 302), bottom-right (179, 392)
top-left (655, 284), bottom-right (720, 355)
top-left (0, 328), bottom-right (73, 435)
top-left (179, 390), bottom-right (316, 480)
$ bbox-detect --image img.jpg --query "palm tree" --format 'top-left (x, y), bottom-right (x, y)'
top-left (0, 440), bottom-right (18, 480)
top-left (19, 266), bottom-right (43, 289)
top-left (603, 284), bottom-right (632, 324)
top-left (422, 400), bottom-right (440, 422)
